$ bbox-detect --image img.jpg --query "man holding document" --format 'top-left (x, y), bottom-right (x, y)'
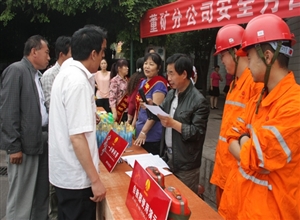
top-left (145, 53), bottom-right (210, 194)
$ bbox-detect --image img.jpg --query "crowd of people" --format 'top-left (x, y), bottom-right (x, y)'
top-left (0, 13), bottom-right (299, 220)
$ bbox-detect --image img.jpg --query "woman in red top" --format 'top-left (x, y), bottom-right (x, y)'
top-left (126, 57), bottom-right (145, 127)
top-left (223, 73), bottom-right (233, 95)
top-left (209, 65), bottom-right (223, 109)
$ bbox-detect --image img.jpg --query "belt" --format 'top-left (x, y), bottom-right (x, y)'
top-left (42, 126), bottom-right (48, 132)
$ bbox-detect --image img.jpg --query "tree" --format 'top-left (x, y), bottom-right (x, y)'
top-left (0, 0), bottom-right (218, 92)
top-left (165, 28), bottom-right (219, 96)
top-left (0, 0), bottom-right (172, 73)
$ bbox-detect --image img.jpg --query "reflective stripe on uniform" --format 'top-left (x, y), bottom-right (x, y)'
top-left (237, 117), bottom-right (245, 124)
top-left (238, 166), bottom-right (272, 190)
top-left (262, 126), bottom-right (292, 163)
top-left (232, 127), bottom-right (239, 133)
top-left (250, 125), bottom-right (292, 169)
top-left (219, 135), bottom-right (227, 142)
top-left (251, 128), bottom-right (265, 168)
top-left (225, 100), bottom-right (246, 108)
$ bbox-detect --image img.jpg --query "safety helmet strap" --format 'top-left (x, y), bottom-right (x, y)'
top-left (254, 41), bottom-right (282, 114)
top-left (228, 48), bottom-right (239, 93)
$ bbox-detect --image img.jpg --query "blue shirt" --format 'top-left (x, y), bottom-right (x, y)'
top-left (136, 79), bottom-right (168, 142)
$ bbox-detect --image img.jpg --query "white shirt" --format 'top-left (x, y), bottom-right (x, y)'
top-left (60, 57), bottom-right (73, 70)
top-left (165, 91), bottom-right (178, 148)
top-left (34, 71), bottom-right (48, 126)
top-left (190, 66), bottom-right (197, 85)
top-left (49, 60), bottom-right (99, 189)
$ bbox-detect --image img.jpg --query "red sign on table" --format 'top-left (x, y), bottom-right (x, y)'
top-left (126, 161), bottom-right (171, 220)
top-left (98, 130), bottom-right (128, 173)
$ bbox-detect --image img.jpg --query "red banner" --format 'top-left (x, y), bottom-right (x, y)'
top-left (126, 161), bottom-right (171, 220)
top-left (140, 0), bottom-right (300, 38)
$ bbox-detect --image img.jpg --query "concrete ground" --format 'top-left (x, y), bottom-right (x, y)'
top-left (0, 94), bottom-right (225, 219)
top-left (200, 94), bottom-right (224, 210)
top-left (0, 151), bottom-right (8, 220)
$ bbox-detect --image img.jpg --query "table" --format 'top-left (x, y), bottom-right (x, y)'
top-left (97, 145), bottom-right (222, 220)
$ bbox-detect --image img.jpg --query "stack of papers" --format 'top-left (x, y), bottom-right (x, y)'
top-left (121, 153), bottom-right (172, 177)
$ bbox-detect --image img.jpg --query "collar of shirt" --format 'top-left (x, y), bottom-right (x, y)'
top-left (234, 68), bottom-right (250, 90)
top-left (115, 74), bottom-right (127, 82)
top-left (261, 71), bottom-right (295, 107)
top-left (70, 60), bottom-right (95, 80)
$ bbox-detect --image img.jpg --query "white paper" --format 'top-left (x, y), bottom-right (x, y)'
top-left (122, 153), bottom-right (172, 177)
top-left (125, 171), bottom-right (133, 177)
top-left (144, 104), bottom-right (169, 117)
top-left (125, 168), bottom-right (171, 178)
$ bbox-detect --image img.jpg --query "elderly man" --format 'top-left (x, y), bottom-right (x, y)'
top-left (1, 35), bottom-right (50, 219)
top-left (157, 53), bottom-right (210, 194)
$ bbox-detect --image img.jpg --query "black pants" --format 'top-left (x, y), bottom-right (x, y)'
top-left (96, 98), bottom-right (111, 113)
top-left (55, 186), bottom-right (96, 220)
top-left (142, 141), bottom-right (160, 155)
top-left (120, 112), bottom-right (128, 123)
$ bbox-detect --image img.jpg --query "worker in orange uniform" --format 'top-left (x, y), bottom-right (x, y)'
top-left (210, 24), bottom-right (263, 208)
top-left (225, 14), bottom-right (300, 219)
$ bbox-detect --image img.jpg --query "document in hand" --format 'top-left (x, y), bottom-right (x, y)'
top-left (122, 153), bottom-right (172, 177)
top-left (144, 104), bottom-right (169, 117)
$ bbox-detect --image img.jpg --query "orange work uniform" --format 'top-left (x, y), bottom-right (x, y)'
top-left (222, 72), bottom-right (300, 219)
top-left (210, 68), bottom-right (263, 203)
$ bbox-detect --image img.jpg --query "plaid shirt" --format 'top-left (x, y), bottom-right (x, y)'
top-left (40, 62), bottom-right (60, 112)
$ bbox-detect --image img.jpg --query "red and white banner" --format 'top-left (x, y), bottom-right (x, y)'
top-left (140, 0), bottom-right (300, 38)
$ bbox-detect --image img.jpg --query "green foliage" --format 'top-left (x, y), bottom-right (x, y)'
top-left (0, 9), bottom-right (15, 26)
top-left (0, 0), bottom-right (110, 24)
top-left (0, 0), bottom-right (171, 25)
top-left (0, 0), bottom-right (218, 92)
top-left (164, 27), bottom-right (219, 92)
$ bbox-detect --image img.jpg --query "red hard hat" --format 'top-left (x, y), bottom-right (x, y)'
top-left (214, 24), bottom-right (244, 56)
top-left (236, 14), bottom-right (296, 56)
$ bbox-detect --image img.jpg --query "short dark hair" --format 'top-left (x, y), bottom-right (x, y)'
top-left (23, 35), bottom-right (48, 56)
top-left (55, 36), bottom-right (71, 59)
top-left (148, 47), bottom-right (155, 53)
top-left (144, 52), bottom-right (163, 76)
top-left (259, 42), bottom-right (290, 68)
top-left (136, 57), bottom-right (144, 72)
top-left (166, 53), bottom-right (193, 78)
top-left (71, 25), bottom-right (107, 61)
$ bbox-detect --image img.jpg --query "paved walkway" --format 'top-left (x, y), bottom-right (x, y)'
top-left (200, 94), bottom-right (225, 210)
top-left (0, 94), bottom-right (225, 219)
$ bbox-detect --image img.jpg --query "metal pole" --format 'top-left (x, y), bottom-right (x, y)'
top-left (130, 40), bottom-right (133, 76)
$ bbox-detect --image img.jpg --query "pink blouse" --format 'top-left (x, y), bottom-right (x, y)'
top-left (95, 71), bottom-right (110, 99)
